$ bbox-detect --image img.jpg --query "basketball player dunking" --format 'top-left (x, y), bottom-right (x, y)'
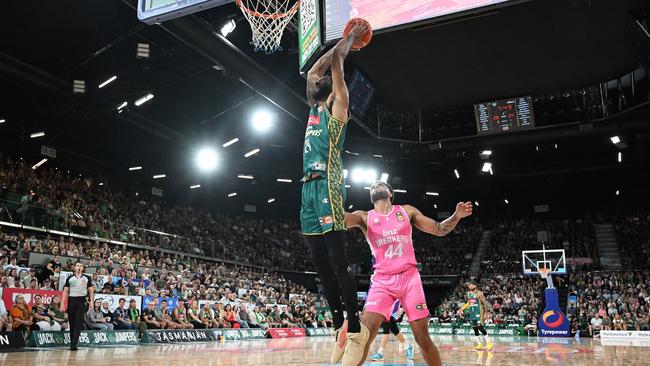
top-left (346, 181), bottom-right (473, 366)
top-left (301, 22), bottom-right (371, 366)
top-left (459, 281), bottom-right (493, 350)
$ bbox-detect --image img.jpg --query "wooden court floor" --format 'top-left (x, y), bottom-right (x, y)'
top-left (1, 335), bottom-right (648, 365)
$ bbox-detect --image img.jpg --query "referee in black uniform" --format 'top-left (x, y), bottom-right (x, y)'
top-left (63, 261), bottom-right (94, 350)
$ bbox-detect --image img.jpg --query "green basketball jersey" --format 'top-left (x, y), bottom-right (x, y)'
top-left (303, 104), bottom-right (347, 182)
top-left (467, 291), bottom-right (481, 321)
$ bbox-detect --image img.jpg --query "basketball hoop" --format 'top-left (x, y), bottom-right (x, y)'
top-left (236, 0), bottom-right (300, 54)
top-left (539, 267), bottom-right (550, 279)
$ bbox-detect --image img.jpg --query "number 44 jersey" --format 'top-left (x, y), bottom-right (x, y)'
top-left (366, 205), bottom-right (418, 275)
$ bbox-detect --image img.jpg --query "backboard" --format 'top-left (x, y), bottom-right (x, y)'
top-left (522, 249), bottom-right (566, 276)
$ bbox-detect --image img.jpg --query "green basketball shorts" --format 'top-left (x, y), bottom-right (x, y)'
top-left (300, 177), bottom-right (346, 235)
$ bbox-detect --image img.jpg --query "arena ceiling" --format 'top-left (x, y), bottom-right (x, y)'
top-left (0, 0), bottom-right (649, 216)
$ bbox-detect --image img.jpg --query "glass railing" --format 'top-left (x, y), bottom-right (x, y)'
top-left (0, 198), bottom-right (224, 259)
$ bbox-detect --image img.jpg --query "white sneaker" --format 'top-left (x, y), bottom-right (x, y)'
top-left (342, 324), bottom-right (370, 366)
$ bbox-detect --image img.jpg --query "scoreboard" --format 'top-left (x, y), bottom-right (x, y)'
top-left (474, 96), bottom-right (535, 135)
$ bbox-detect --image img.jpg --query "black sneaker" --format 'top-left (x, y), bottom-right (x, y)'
top-left (70, 346), bottom-right (78, 351)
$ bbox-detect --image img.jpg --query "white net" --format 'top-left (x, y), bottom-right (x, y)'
top-left (236, 0), bottom-right (300, 54)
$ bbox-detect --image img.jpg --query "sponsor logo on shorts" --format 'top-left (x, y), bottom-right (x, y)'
top-left (416, 303), bottom-right (428, 310)
top-left (396, 211), bottom-right (405, 222)
top-left (308, 114), bottom-right (320, 126)
top-left (319, 216), bottom-right (333, 226)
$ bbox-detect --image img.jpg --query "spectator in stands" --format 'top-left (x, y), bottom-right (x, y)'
top-left (0, 297), bottom-right (10, 331)
top-left (639, 315), bottom-right (649, 331)
top-left (10, 294), bottom-right (33, 331)
top-left (252, 306), bottom-right (269, 330)
top-left (173, 299), bottom-right (193, 329)
top-left (187, 300), bottom-right (205, 329)
top-left (114, 298), bottom-right (135, 330)
top-left (100, 300), bottom-right (118, 329)
top-left (127, 299), bottom-right (143, 331)
top-left (602, 315), bottom-right (612, 331)
top-left (199, 303), bottom-right (219, 328)
top-left (613, 314), bottom-right (624, 330)
top-left (142, 298), bottom-right (165, 329)
top-left (624, 312), bottom-right (639, 331)
top-left (232, 304), bottom-right (249, 329)
top-left (32, 294), bottom-right (61, 331)
top-left (86, 299), bottom-right (113, 330)
top-left (589, 314), bottom-right (602, 336)
top-left (158, 300), bottom-right (180, 329)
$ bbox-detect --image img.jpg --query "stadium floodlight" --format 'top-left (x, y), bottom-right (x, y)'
top-left (394, 189), bottom-right (407, 193)
top-left (153, 174), bottom-right (166, 179)
top-left (345, 185), bottom-right (351, 188)
top-left (223, 138), bottom-right (239, 147)
top-left (351, 168), bottom-right (364, 183)
top-left (221, 19), bottom-right (236, 37)
top-left (610, 136), bottom-right (620, 144)
top-left (196, 148), bottom-right (218, 172)
top-left (348, 205), bottom-right (354, 209)
top-left (364, 169), bottom-right (377, 183)
top-left (237, 174), bottom-right (254, 180)
top-left (277, 178), bottom-right (292, 183)
top-left (379, 173), bottom-right (389, 183)
top-left (267, 198), bottom-right (275, 203)
top-left (425, 192), bottom-right (439, 196)
top-left (504, 199), bottom-right (509, 204)
top-left (474, 201), bottom-right (479, 207)
top-left (252, 110), bottom-right (273, 132)
top-left (373, 154), bottom-right (383, 158)
top-left (30, 131), bottom-right (45, 138)
top-left (616, 190), bottom-right (620, 196)
top-left (99, 183), bottom-right (104, 186)
top-left (481, 162), bottom-right (492, 173)
top-left (364, 187), bottom-right (371, 190)
top-left (190, 184), bottom-right (201, 189)
top-left (480, 150), bottom-right (492, 157)
top-left (129, 166), bottom-right (142, 171)
top-left (134, 93), bottom-right (154, 106)
top-left (228, 192), bottom-right (237, 197)
top-left (244, 148), bottom-right (260, 157)
top-left (618, 152), bottom-right (622, 163)
top-left (98, 75), bottom-right (117, 89)
top-left (343, 169), bottom-right (348, 179)
top-left (32, 158), bottom-right (48, 170)
top-left (117, 101), bottom-right (128, 111)
top-left (0, 119), bottom-right (5, 124)
top-left (434, 204), bottom-right (437, 209)
top-left (454, 169), bottom-right (460, 179)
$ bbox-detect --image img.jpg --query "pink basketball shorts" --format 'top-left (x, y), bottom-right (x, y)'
top-left (364, 266), bottom-right (429, 322)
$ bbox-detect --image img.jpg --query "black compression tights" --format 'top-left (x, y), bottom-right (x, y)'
top-left (473, 325), bottom-right (487, 336)
top-left (305, 231), bottom-right (361, 333)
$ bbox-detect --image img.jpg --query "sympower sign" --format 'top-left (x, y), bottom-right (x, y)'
top-left (538, 288), bottom-right (570, 337)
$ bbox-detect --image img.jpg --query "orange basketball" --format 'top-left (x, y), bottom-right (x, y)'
top-left (343, 18), bottom-right (372, 50)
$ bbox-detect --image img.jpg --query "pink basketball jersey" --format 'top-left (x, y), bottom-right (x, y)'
top-left (366, 205), bottom-right (417, 275)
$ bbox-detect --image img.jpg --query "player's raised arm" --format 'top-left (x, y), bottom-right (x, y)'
top-left (306, 47), bottom-right (336, 106)
top-left (329, 23), bottom-right (370, 121)
top-left (403, 202), bottom-right (473, 237)
top-left (345, 210), bottom-right (368, 231)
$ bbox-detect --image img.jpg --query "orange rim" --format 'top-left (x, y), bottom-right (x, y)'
top-left (236, 0), bottom-right (300, 20)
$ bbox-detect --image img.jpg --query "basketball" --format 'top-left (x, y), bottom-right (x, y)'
top-left (343, 18), bottom-right (373, 50)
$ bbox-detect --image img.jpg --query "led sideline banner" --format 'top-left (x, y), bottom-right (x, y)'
top-left (143, 296), bottom-right (178, 312)
top-left (142, 329), bottom-right (218, 343)
top-left (28, 330), bottom-right (139, 347)
top-left (0, 332), bottom-right (26, 350)
top-left (267, 328), bottom-right (307, 338)
top-left (601, 331), bottom-right (650, 339)
top-left (1, 288), bottom-right (62, 310)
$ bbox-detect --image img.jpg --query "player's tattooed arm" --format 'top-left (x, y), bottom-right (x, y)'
top-left (306, 47), bottom-right (337, 105)
top-left (406, 202), bottom-right (472, 237)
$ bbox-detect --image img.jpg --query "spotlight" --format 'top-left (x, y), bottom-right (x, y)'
top-left (610, 136), bottom-right (620, 144)
top-left (0, 119), bottom-right (5, 124)
top-left (474, 201), bottom-right (479, 207)
top-left (394, 189), bottom-right (407, 193)
top-left (190, 184), bottom-right (201, 189)
top-left (504, 199), bottom-right (509, 204)
top-left (221, 19), bottom-right (236, 37)
top-left (117, 101), bottom-right (128, 111)
top-left (30, 131), bottom-right (45, 138)
top-left (454, 169), bottom-right (460, 179)
top-left (252, 110), bottom-right (273, 132)
top-left (618, 152), bottom-right (622, 163)
top-left (223, 138), bottom-right (239, 148)
top-left (379, 173), bottom-right (389, 183)
top-left (481, 162), bottom-right (492, 173)
top-left (425, 192), bottom-right (439, 196)
top-left (615, 190), bottom-right (620, 196)
top-left (129, 166), bottom-right (142, 171)
top-left (277, 178), bottom-right (292, 183)
top-left (343, 169), bottom-right (348, 179)
top-left (135, 93), bottom-right (154, 106)
top-left (267, 198), bottom-right (275, 203)
top-left (228, 192), bottom-right (237, 197)
top-left (348, 205), bottom-right (354, 209)
top-left (364, 169), bottom-right (377, 183)
top-left (244, 148), bottom-right (260, 158)
top-left (32, 158), bottom-right (48, 170)
top-left (153, 174), bottom-right (166, 179)
top-left (238, 174), bottom-right (254, 180)
top-left (196, 148), bottom-right (218, 172)
top-left (351, 168), bottom-right (364, 183)
top-left (98, 75), bottom-right (117, 89)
